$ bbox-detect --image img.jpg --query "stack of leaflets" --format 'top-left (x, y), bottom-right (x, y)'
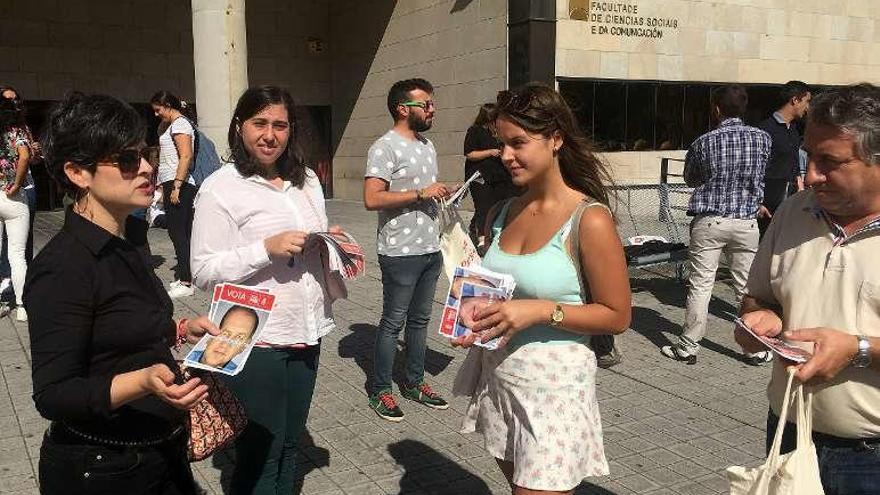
top-left (289, 231), bottom-right (365, 279)
top-left (734, 317), bottom-right (811, 363)
top-left (438, 265), bottom-right (516, 350)
top-left (183, 283), bottom-right (276, 376)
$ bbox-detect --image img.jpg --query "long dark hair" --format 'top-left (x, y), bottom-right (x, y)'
top-left (227, 86), bottom-right (307, 188)
top-left (42, 93), bottom-right (146, 198)
top-left (494, 83), bottom-right (613, 206)
top-left (149, 90), bottom-right (197, 124)
top-left (472, 103), bottom-right (494, 128)
top-left (0, 85), bottom-right (27, 127)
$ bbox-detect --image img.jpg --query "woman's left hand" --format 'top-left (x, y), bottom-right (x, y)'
top-left (185, 315), bottom-right (221, 344)
top-left (170, 187), bottom-right (181, 205)
top-left (327, 225), bottom-right (347, 242)
top-left (471, 299), bottom-right (553, 348)
top-left (5, 184), bottom-right (20, 198)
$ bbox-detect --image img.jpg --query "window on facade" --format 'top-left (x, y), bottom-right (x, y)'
top-left (558, 79), bottom-right (833, 151)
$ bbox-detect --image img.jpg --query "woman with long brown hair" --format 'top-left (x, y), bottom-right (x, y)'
top-left (458, 84), bottom-right (631, 494)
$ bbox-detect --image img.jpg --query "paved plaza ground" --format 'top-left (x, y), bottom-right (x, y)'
top-left (0, 200), bottom-right (774, 495)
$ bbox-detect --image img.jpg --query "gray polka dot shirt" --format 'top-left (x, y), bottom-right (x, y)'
top-left (365, 130), bottom-right (440, 256)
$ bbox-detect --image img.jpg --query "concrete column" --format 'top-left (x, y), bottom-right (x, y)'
top-left (191, 0), bottom-right (249, 154)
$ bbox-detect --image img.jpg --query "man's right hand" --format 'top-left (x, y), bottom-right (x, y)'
top-left (757, 205), bottom-right (772, 219)
top-left (420, 182), bottom-right (450, 200)
top-left (735, 309), bottom-right (783, 353)
top-left (264, 230), bottom-right (309, 258)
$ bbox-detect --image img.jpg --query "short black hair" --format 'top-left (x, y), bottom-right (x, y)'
top-left (41, 93), bottom-right (145, 197)
top-left (711, 85), bottom-right (748, 119)
top-left (386, 78), bottom-right (434, 120)
top-left (777, 80), bottom-right (811, 108)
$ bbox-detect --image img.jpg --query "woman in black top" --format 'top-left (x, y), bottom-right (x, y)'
top-left (464, 103), bottom-right (520, 246)
top-left (25, 93), bottom-right (219, 495)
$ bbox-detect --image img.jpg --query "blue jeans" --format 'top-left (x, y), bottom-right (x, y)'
top-left (372, 252), bottom-right (442, 395)
top-left (767, 410), bottom-right (880, 494)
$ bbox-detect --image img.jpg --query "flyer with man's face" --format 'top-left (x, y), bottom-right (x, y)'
top-left (184, 283), bottom-right (276, 376)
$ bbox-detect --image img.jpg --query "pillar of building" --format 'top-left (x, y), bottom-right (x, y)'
top-left (191, 0), bottom-right (249, 153)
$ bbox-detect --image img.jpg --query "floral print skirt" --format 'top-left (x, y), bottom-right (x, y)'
top-left (461, 341), bottom-right (609, 491)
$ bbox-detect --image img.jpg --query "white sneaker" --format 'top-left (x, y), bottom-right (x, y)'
top-left (167, 282), bottom-right (195, 299)
top-left (16, 307), bottom-right (27, 322)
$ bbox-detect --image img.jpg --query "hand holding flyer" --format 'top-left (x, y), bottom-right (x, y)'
top-left (734, 317), bottom-right (812, 363)
top-left (439, 265), bottom-right (516, 350)
top-left (184, 284), bottom-right (276, 376)
top-left (288, 230), bottom-right (365, 279)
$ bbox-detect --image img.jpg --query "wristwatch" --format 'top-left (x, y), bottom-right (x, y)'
top-left (852, 335), bottom-right (872, 368)
top-left (549, 304), bottom-right (565, 327)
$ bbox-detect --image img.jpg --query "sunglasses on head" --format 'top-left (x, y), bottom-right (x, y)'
top-left (98, 146), bottom-right (157, 174)
top-left (496, 90), bottom-right (536, 113)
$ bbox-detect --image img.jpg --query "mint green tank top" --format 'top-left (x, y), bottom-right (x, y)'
top-left (482, 200), bottom-right (586, 349)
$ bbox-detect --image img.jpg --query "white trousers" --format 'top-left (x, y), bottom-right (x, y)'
top-left (679, 215), bottom-right (758, 353)
top-left (0, 191), bottom-right (30, 306)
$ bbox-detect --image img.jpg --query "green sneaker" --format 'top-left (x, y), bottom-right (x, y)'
top-left (401, 382), bottom-right (449, 410)
top-left (369, 390), bottom-right (404, 422)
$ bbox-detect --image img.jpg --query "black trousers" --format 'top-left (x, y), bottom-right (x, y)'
top-left (161, 181), bottom-right (196, 283)
top-left (39, 427), bottom-right (196, 495)
top-left (759, 178), bottom-right (790, 238)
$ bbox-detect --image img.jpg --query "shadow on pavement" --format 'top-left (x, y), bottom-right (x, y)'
top-left (573, 482), bottom-right (618, 494)
top-left (339, 323), bottom-right (454, 394)
top-left (631, 306), bottom-right (749, 363)
top-left (387, 439), bottom-right (491, 494)
top-left (210, 429), bottom-right (328, 495)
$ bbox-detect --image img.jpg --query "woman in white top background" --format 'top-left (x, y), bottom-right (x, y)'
top-left (150, 90), bottom-right (196, 299)
top-left (191, 86), bottom-right (342, 495)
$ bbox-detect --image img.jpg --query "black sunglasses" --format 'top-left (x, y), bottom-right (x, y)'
top-left (496, 90), bottom-right (536, 113)
top-left (100, 146), bottom-right (157, 175)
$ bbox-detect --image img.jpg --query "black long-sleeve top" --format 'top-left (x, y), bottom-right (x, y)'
top-left (24, 208), bottom-right (185, 441)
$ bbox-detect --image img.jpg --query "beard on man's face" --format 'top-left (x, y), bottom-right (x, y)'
top-left (408, 111), bottom-right (432, 132)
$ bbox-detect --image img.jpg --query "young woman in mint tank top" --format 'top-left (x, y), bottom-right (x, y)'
top-left (456, 84), bottom-right (631, 495)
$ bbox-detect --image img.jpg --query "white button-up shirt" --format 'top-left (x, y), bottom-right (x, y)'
top-left (191, 163), bottom-right (335, 345)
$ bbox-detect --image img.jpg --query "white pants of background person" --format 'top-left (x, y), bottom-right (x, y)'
top-left (0, 191), bottom-right (30, 317)
top-left (678, 215), bottom-right (758, 353)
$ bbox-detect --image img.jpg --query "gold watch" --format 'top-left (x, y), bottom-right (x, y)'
top-left (549, 304), bottom-right (565, 327)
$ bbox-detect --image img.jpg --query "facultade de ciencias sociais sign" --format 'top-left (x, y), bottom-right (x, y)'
top-left (570, 0), bottom-right (680, 39)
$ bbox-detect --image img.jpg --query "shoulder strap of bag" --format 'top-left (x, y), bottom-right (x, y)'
top-left (567, 198), bottom-right (607, 303)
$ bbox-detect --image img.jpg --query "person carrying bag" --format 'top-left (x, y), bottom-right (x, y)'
top-left (727, 366), bottom-right (825, 495)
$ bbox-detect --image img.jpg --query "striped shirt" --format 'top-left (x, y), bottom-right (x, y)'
top-left (684, 118), bottom-right (771, 219)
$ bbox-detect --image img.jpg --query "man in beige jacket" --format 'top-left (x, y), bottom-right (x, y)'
top-left (737, 83), bottom-right (880, 494)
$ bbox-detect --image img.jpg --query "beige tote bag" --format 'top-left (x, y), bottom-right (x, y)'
top-left (437, 199), bottom-right (481, 283)
top-left (727, 367), bottom-right (825, 495)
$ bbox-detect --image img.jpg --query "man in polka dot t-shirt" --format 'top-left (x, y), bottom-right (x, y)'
top-left (364, 78), bottom-right (454, 422)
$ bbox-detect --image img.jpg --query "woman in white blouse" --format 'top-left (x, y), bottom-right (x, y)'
top-left (191, 86), bottom-right (340, 495)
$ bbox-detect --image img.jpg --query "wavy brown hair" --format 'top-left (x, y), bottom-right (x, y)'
top-left (494, 83), bottom-right (613, 206)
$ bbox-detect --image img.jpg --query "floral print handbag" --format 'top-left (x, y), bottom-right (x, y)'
top-left (182, 366), bottom-right (248, 462)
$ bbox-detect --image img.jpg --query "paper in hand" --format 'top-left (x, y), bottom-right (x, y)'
top-left (439, 265), bottom-right (516, 350)
top-left (734, 317), bottom-right (811, 363)
top-left (183, 283), bottom-right (276, 376)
